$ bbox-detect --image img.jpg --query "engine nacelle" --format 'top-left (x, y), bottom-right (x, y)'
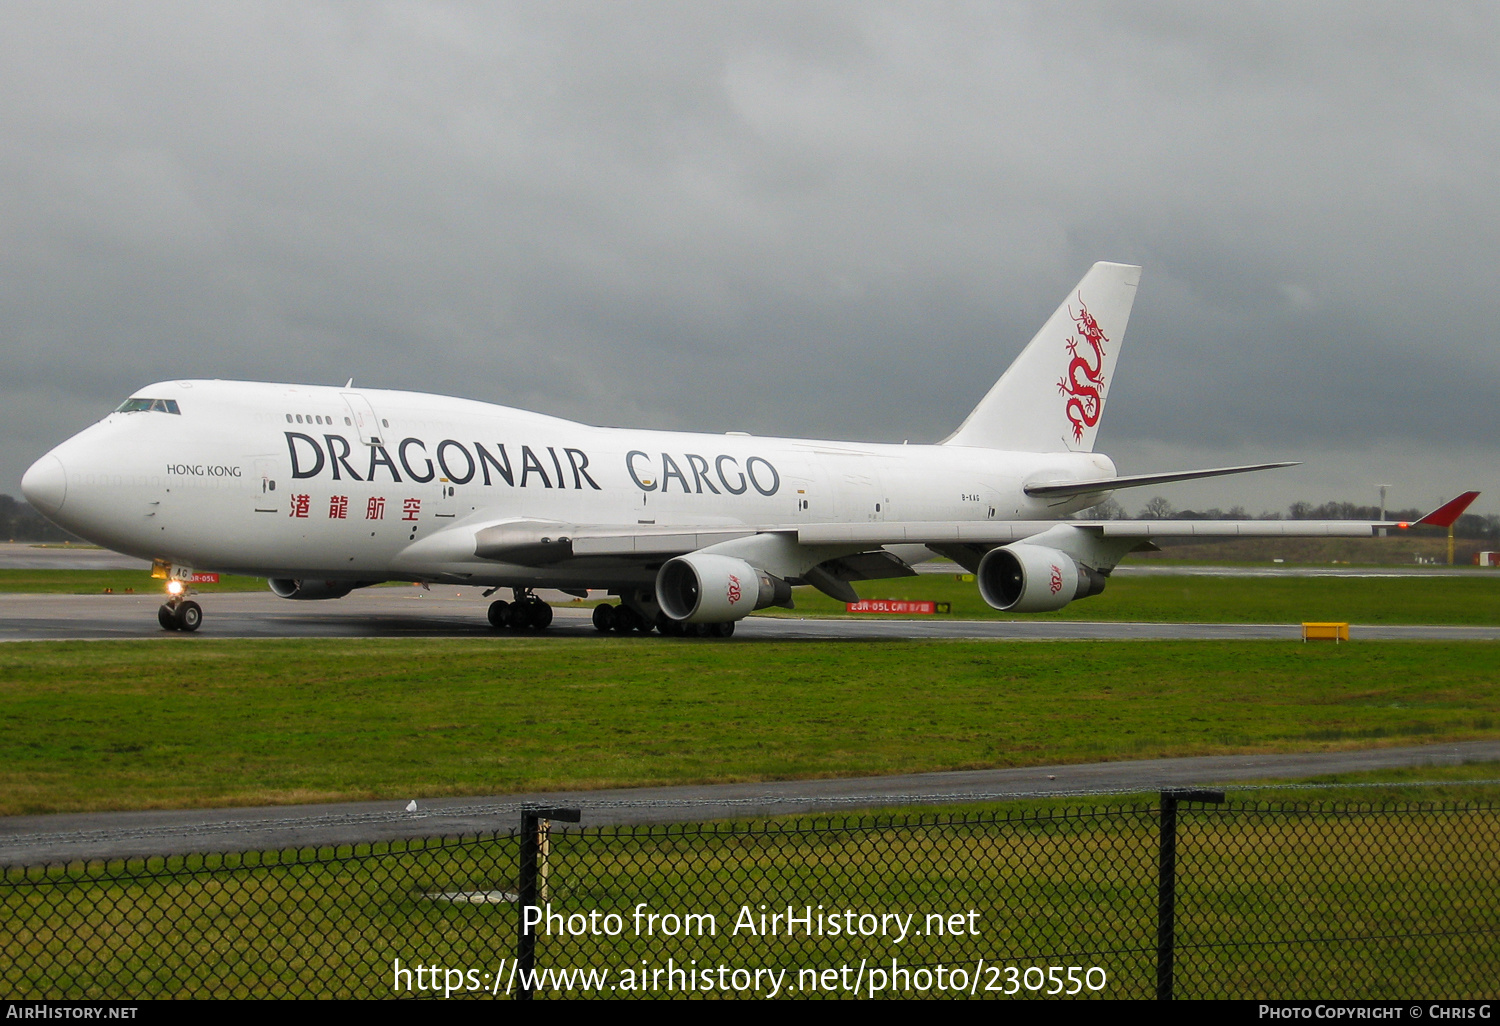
top-left (655, 553), bottom-right (794, 624)
top-left (976, 544), bottom-right (1108, 613)
top-left (268, 578), bottom-right (357, 600)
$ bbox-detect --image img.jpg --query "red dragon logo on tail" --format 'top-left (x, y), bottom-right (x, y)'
top-left (1057, 294), bottom-right (1109, 442)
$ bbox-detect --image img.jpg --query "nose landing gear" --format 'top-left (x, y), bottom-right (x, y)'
top-left (158, 592), bottom-right (203, 632)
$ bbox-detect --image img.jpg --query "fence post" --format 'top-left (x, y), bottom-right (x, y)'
top-left (516, 805), bottom-right (581, 1001)
top-left (1157, 789), bottom-right (1224, 1001)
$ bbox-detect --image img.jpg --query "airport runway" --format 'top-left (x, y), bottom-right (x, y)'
top-left (4, 588), bottom-right (1500, 641)
top-left (3, 740), bottom-right (1497, 864)
top-left (3, 542), bottom-right (1495, 640)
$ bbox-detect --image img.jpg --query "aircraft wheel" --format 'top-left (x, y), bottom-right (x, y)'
top-left (528, 599), bottom-right (553, 629)
top-left (710, 621), bottom-right (735, 638)
top-left (656, 616), bottom-right (682, 637)
top-left (503, 602), bottom-right (530, 630)
top-left (487, 600), bottom-right (510, 629)
top-left (592, 604), bottom-right (616, 632)
top-left (613, 606), bottom-right (638, 633)
top-left (158, 604), bottom-right (181, 631)
top-left (176, 601), bottom-right (203, 633)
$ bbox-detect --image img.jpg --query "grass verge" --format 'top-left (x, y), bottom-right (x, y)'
top-left (0, 569), bottom-right (267, 594)
top-left (2, 638), bottom-right (1497, 816)
top-left (769, 572), bottom-right (1500, 624)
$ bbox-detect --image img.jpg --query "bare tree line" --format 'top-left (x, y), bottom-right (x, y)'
top-left (1, 495), bottom-right (79, 542)
top-left (1082, 497), bottom-right (1500, 541)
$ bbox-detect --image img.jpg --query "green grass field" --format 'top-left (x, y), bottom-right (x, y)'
top-left (2, 639), bottom-right (1497, 816)
top-left (776, 572), bottom-right (1500, 624)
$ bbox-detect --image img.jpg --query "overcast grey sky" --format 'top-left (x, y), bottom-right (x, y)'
top-left (3, 1), bottom-right (1496, 516)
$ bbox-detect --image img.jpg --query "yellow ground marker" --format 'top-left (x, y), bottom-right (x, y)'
top-left (1302, 622), bottom-right (1350, 642)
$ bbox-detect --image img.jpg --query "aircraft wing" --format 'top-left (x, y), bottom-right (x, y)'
top-left (401, 492), bottom-right (1481, 613)
top-left (468, 491), bottom-right (1479, 565)
top-left (804, 491), bottom-right (1481, 546)
top-left (805, 518), bottom-right (1397, 546)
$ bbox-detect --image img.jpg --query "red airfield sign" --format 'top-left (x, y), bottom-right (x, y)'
top-left (846, 600), bottom-right (946, 615)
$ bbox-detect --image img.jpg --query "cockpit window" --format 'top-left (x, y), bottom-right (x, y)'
top-left (116, 398), bottom-right (181, 415)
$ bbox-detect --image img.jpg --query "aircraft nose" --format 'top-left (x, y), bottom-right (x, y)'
top-left (22, 453), bottom-right (67, 517)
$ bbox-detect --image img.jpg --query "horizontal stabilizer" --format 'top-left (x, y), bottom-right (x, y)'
top-left (1024, 462), bottom-right (1300, 498)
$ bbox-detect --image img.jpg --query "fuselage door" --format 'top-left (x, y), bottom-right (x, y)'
top-left (831, 457), bottom-right (887, 522)
top-left (341, 392), bottom-right (383, 447)
top-left (252, 458), bottom-right (278, 514)
top-left (434, 480), bottom-right (458, 519)
top-left (783, 452), bottom-right (831, 521)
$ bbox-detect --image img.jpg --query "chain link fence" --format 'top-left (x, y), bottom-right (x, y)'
top-left (3, 793), bottom-right (1497, 999)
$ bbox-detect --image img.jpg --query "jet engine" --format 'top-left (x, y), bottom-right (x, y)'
top-left (655, 553), bottom-right (794, 623)
top-left (268, 578), bottom-right (361, 600)
top-left (976, 544), bottom-right (1108, 613)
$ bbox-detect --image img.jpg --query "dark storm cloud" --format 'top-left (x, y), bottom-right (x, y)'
top-left (2, 1), bottom-right (1496, 512)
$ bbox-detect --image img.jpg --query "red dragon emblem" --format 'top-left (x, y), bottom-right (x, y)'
top-left (1057, 295), bottom-right (1109, 442)
top-left (727, 574), bottom-right (742, 604)
top-left (1049, 565), bottom-right (1064, 594)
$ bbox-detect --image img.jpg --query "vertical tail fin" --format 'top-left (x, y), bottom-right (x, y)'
top-left (943, 262), bottom-right (1141, 452)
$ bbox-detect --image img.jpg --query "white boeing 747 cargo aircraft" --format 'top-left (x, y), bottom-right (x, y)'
top-left (22, 263), bottom-right (1477, 634)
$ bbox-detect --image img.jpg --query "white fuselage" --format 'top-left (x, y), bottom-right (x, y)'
top-left (28, 379), bottom-right (1114, 588)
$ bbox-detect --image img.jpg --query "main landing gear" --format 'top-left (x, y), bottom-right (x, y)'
top-left (488, 588), bottom-right (554, 631)
top-left (591, 602), bottom-right (735, 638)
top-left (157, 581), bottom-right (202, 632)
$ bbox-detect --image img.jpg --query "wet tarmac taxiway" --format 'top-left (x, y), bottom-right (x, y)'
top-left (4, 587), bottom-right (1500, 642)
top-left (3, 740), bottom-right (1497, 864)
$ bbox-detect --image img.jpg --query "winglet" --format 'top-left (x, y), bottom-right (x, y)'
top-left (1404, 491), bottom-right (1481, 529)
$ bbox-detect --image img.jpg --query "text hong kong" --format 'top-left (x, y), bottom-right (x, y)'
top-left (284, 433), bottom-right (780, 497)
